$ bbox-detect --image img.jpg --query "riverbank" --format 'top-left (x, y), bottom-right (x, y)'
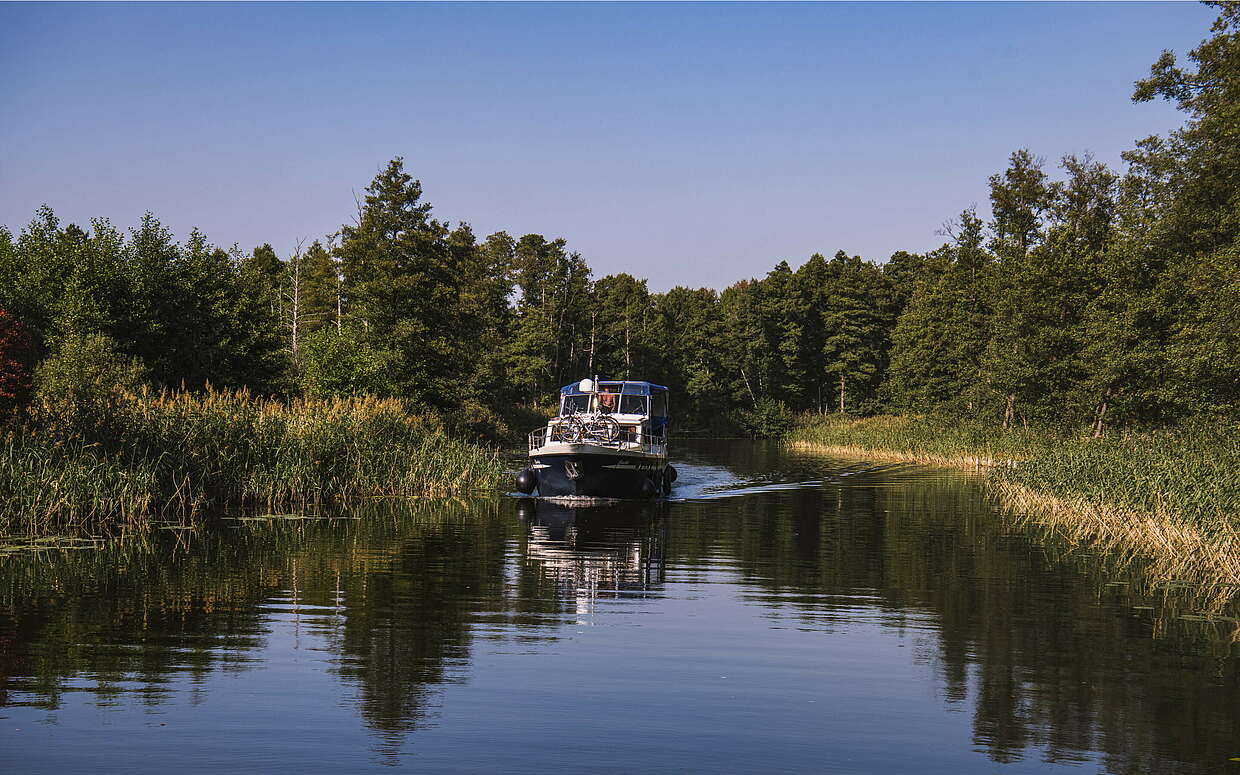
top-left (788, 414), bottom-right (1240, 588)
top-left (0, 390), bottom-right (505, 535)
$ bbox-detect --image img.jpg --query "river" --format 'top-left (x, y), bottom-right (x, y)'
top-left (1, 439), bottom-right (1236, 773)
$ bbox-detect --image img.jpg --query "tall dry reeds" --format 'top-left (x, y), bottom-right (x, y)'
top-left (788, 413), bottom-right (1240, 589)
top-left (0, 389), bottom-right (504, 533)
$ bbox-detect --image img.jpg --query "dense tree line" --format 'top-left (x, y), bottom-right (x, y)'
top-left (1, 4), bottom-right (1236, 435)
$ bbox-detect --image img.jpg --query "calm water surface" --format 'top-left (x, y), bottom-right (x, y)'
top-left (1, 440), bottom-right (1237, 773)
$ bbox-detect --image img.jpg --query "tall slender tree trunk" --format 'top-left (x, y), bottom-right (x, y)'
top-left (587, 311), bottom-right (596, 373)
top-left (1002, 392), bottom-right (1016, 429)
top-left (1092, 390), bottom-right (1111, 438)
top-left (740, 367), bottom-right (758, 409)
top-left (624, 314), bottom-right (631, 378)
top-left (289, 245), bottom-right (303, 362)
top-left (330, 236), bottom-right (343, 333)
top-left (290, 280), bottom-right (300, 358)
top-left (838, 373), bottom-right (846, 414)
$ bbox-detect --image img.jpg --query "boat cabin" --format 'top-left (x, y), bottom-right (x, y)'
top-left (559, 379), bottom-right (670, 438)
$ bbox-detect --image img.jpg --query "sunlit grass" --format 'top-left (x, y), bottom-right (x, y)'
top-left (788, 413), bottom-right (1052, 468)
top-left (789, 413), bottom-right (1240, 587)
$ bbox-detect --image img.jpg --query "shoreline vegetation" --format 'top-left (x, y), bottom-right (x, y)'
top-left (788, 415), bottom-right (1240, 593)
top-left (0, 389), bottom-right (504, 536)
top-left (0, 6), bottom-right (1237, 575)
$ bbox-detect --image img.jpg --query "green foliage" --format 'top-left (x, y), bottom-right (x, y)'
top-left (885, 214), bottom-right (991, 416)
top-left (453, 227), bottom-right (517, 410)
top-left (33, 333), bottom-right (148, 408)
top-left (735, 397), bottom-right (795, 438)
top-left (997, 420), bottom-right (1240, 536)
top-left (293, 240), bottom-right (340, 337)
top-left (589, 273), bottom-right (656, 380)
top-left (652, 286), bottom-right (729, 430)
top-left (337, 158), bottom-right (463, 407)
top-left (818, 251), bottom-right (891, 414)
top-left (506, 233), bottom-right (592, 403)
top-left (0, 210), bottom-right (287, 395)
top-left (3, 5), bottom-right (1239, 436)
top-left (298, 327), bottom-right (392, 399)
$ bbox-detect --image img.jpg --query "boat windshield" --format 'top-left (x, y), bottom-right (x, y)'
top-left (619, 394), bottom-right (647, 414)
top-left (561, 393), bottom-right (589, 414)
top-left (561, 391), bottom-right (649, 416)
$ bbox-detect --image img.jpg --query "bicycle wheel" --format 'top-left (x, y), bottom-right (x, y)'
top-left (561, 416), bottom-right (587, 444)
top-left (591, 415), bottom-right (621, 443)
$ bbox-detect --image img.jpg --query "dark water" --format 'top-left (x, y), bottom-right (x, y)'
top-left (2, 440), bottom-right (1237, 773)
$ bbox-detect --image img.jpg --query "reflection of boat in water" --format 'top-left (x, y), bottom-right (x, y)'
top-left (516, 378), bottom-right (676, 498)
top-left (516, 498), bottom-right (665, 600)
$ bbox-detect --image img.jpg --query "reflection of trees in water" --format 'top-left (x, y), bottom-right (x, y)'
top-left (0, 533), bottom-right (275, 711)
top-left (309, 501), bottom-right (514, 761)
top-left (0, 499), bottom-right (532, 762)
top-left (3, 474), bottom-right (1237, 772)
top-left (668, 478), bottom-right (1239, 774)
top-left (0, 497), bottom-right (666, 763)
top-left (515, 498), bottom-right (666, 614)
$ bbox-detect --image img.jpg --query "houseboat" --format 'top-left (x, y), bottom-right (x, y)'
top-left (516, 378), bottom-right (676, 499)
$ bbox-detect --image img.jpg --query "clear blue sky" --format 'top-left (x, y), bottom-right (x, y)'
top-left (0, 2), bottom-right (1217, 291)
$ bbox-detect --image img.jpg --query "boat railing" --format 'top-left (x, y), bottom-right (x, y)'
top-left (529, 418), bottom-right (667, 455)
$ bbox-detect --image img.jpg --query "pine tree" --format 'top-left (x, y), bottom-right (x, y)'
top-left (449, 225), bottom-right (515, 408)
top-left (820, 251), bottom-right (887, 414)
top-left (795, 253), bottom-right (831, 412)
top-left (754, 261), bottom-right (808, 408)
top-left (337, 158), bottom-right (461, 406)
top-left (719, 280), bottom-right (770, 409)
top-left (651, 286), bottom-right (726, 427)
top-left (983, 150), bottom-right (1053, 428)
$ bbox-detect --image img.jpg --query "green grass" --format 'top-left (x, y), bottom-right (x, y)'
top-left (789, 413), bottom-right (1240, 535)
top-left (998, 425), bottom-right (1240, 537)
top-left (0, 390), bottom-right (505, 534)
top-left (789, 413), bottom-right (1055, 467)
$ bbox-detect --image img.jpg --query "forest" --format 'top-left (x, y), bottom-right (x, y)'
top-left (1, 4), bottom-right (1237, 441)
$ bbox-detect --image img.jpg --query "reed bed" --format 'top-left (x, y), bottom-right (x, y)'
top-left (993, 481), bottom-right (1240, 607)
top-left (788, 413), bottom-right (1240, 588)
top-left (0, 390), bottom-right (505, 534)
top-left (996, 425), bottom-right (1240, 537)
top-left (788, 413), bottom-right (1052, 468)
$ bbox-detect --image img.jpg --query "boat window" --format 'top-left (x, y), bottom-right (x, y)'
top-left (596, 386), bottom-right (621, 413)
top-left (562, 393), bottom-right (589, 414)
top-left (619, 394), bottom-right (647, 414)
top-left (651, 390), bottom-right (668, 417)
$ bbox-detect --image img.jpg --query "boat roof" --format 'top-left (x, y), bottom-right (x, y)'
top-left (559, 380), bottom-right (668, 395)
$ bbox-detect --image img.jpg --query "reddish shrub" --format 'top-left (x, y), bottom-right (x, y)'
top-left (0, 308), bottom-right (35, 418)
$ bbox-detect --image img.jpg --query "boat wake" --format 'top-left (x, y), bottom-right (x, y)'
top-left (666, 444), bottom-right (947, 502)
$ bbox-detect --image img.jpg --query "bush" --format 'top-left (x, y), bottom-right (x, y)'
top-left (33, 333), bottom-right (147, 407)
top-left (0, 308), bottom-right (36, 420)
top-left (298, 327), bottom-right (393, 399)
top-left (734, 398), bottom-right (796, 438)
